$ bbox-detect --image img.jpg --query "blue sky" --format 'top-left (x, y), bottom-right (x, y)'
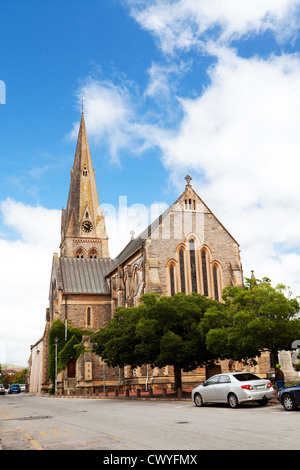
top-left (0, 1), bottom-right (165, 210)
top-left (1, 0), bottom-right (300, 366)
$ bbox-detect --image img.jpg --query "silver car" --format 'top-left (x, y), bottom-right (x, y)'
top-left (192, 372), bottom-right (274, 408)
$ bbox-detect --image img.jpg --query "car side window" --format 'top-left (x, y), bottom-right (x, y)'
top-left (219, 375), bottom-right (231, 384)
top-left (206, 376), bottom-right (220, 385)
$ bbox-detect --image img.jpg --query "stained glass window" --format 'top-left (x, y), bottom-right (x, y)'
top-left (87, 307), bottom-right (91, 326)
top-left (213, 265), bottom-right (219, 301)
top-left (189, 239), bottom-right (197, 293)
top-left (201, 249), bottom-right (208, 296)
top-left (179, 249), bottom-right (185, 293)
top-left (170, 265), bottom-right (175, 296)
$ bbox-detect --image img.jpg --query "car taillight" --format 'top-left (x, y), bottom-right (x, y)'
top-left (267, 382), bottom-right (272, 388)
top-left (241, 385), bottom-right (253, 390)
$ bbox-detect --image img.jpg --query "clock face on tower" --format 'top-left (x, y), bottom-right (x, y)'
top-left (81, 221), bottom-right (93, 233)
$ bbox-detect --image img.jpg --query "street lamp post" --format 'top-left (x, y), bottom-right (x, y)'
top-left (36, 349), bottom-right (40, 394)
top-left (103, 359), bottom-right (106, 394)
top-left (54, 337), bottom-right (58, 396)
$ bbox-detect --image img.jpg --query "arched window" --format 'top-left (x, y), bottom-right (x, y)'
top-left (213, 265), bottom-right (219, 301)
top-left (170, 264), bottom-right (175, 297)
top-left (88, 249), bottom-right (98, 259)
top-left (179, 249), bottom-right (185, 293)
top-left (83, 167), bottom-right (88, 176)
top-left (189, 239), bottom-right (197, 293)
top-left (201, 249), bottom-right (208, 296)
top-left (184, 199), bottom-right (196, 210)
top-left (74, 248), bottom-right (85, 258)
top-left (133, 268), bottom-right (138, 290)
top-left (86, 307), bottom-right (92, 326)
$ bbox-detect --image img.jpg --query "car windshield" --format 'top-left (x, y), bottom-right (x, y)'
top-left (233, 373), bottom-right (261, 382)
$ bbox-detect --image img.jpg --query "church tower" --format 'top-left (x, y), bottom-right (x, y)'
top-left (60, 112), bottom-right (109, 259)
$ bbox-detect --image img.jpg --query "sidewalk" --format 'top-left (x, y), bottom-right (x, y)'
top-left (52, 388), bottom-right (279, 403)
top-left (54, 388), bottom-right (193, 400)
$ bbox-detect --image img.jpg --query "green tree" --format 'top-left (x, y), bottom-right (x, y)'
top-left (2, 374), bottom-right (12, 389)
top-left (48, 319), bottom-right (92, 392)
top-left (204, 277), bottom-right (300, 365)
top-left (14, 368), bottom-right (27, 384)
top-left (92, 292), bottom-right (223, 390)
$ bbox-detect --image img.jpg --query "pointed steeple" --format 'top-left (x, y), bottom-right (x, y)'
top-left (60, 112), bottom-right (109, 259)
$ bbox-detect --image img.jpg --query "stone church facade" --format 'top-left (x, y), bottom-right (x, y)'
top-left (29, 112), bottom-right (274, 395)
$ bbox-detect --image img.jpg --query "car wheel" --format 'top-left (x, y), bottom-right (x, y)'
top-left (282, 394), bottom-right (297, 411)
top-left (228, 393), bottom-right (239, 408)
top-left (194, 393), bottom-right (204, 407)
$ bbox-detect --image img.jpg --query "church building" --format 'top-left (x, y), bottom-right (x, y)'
top-left (29, 112), bottom-right (271, 395)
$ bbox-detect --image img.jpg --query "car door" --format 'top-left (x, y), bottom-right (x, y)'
top-left (201, 375), bottom-right (220, 402)
top-left (293, 386), bottom-right (300, 405)
top-left (215, 374), bottom-right (232, 402)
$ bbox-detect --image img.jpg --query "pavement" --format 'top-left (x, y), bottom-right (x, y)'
top-left (0, 389), bottom-right (279, 451)
top-left (51, 388), bottom-right (193, 400)
top-left (49, 388), bottom-right (279, 404)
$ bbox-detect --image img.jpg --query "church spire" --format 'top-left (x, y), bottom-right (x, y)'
top-left (60, 112), bottom-right (109, 259)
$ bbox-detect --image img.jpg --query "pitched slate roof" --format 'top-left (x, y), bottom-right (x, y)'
top-left (59, 257), bottom-right (115, 294)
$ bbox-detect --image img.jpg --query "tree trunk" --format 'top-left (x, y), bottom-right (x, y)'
top-left (270, 349), bottom-right (279, 369)
top-left (174, 365), bottom-right (182, 391)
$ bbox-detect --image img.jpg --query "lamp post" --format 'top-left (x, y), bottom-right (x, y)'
top-left (103, 359), bottom-right (106, 394)
top-left (54, 337), bottom-right (58, 396)
top-left (36, 349), bottom-right (40, 394)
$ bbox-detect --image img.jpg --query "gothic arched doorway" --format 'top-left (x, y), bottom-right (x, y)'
top-left (67, 356), bottom-right (76, 378)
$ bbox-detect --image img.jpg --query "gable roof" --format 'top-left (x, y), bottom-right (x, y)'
top-left (106, 184), bottom-right (239, 276)
top-left (58, 257), bottom-right (115, 294)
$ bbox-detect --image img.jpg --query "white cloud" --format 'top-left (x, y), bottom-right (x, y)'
top-left (67, 79), bottom-right (132, 161)
top-left (1, 199), bottom-right (61, 247)
top-left (149, 48), bottom-right (300, 295)
top-left (128, 0), bottom-right (300, 53)
top-left (0, 200), bottom-right (60, 366)
top-left (68, 78), bottom-right (160, 161)
top-left (144, 61), bottom-right (190, 99)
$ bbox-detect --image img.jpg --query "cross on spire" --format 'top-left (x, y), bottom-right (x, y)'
top-left (185, 174), bottom-right (192, 188)
top-left (81, 96), bottom-right (85, 114)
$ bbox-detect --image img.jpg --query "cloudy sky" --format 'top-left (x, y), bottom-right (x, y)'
top-left (1, 0), bottom-right (300, 366)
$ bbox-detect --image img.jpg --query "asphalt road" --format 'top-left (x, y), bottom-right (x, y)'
top-left (0, 393), bottom-right (299, 452)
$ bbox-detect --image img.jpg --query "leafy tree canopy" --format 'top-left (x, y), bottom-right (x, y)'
top-left (92, 292), bottom-right (223, 389)
top-left (205, 277), bottom-right (300, 364)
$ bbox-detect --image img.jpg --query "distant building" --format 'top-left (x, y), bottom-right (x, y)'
top-left (28, 338), bottom-right (43, 393)
top-left (2, 369), bottom-right (18, 376)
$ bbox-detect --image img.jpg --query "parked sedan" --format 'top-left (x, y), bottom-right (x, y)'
top-left (278, 383), bottom-right (300, 411)
top-left (192, 372), bottom-right (274, 408)
top-left (0, 384), bottom-right (5, 395)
